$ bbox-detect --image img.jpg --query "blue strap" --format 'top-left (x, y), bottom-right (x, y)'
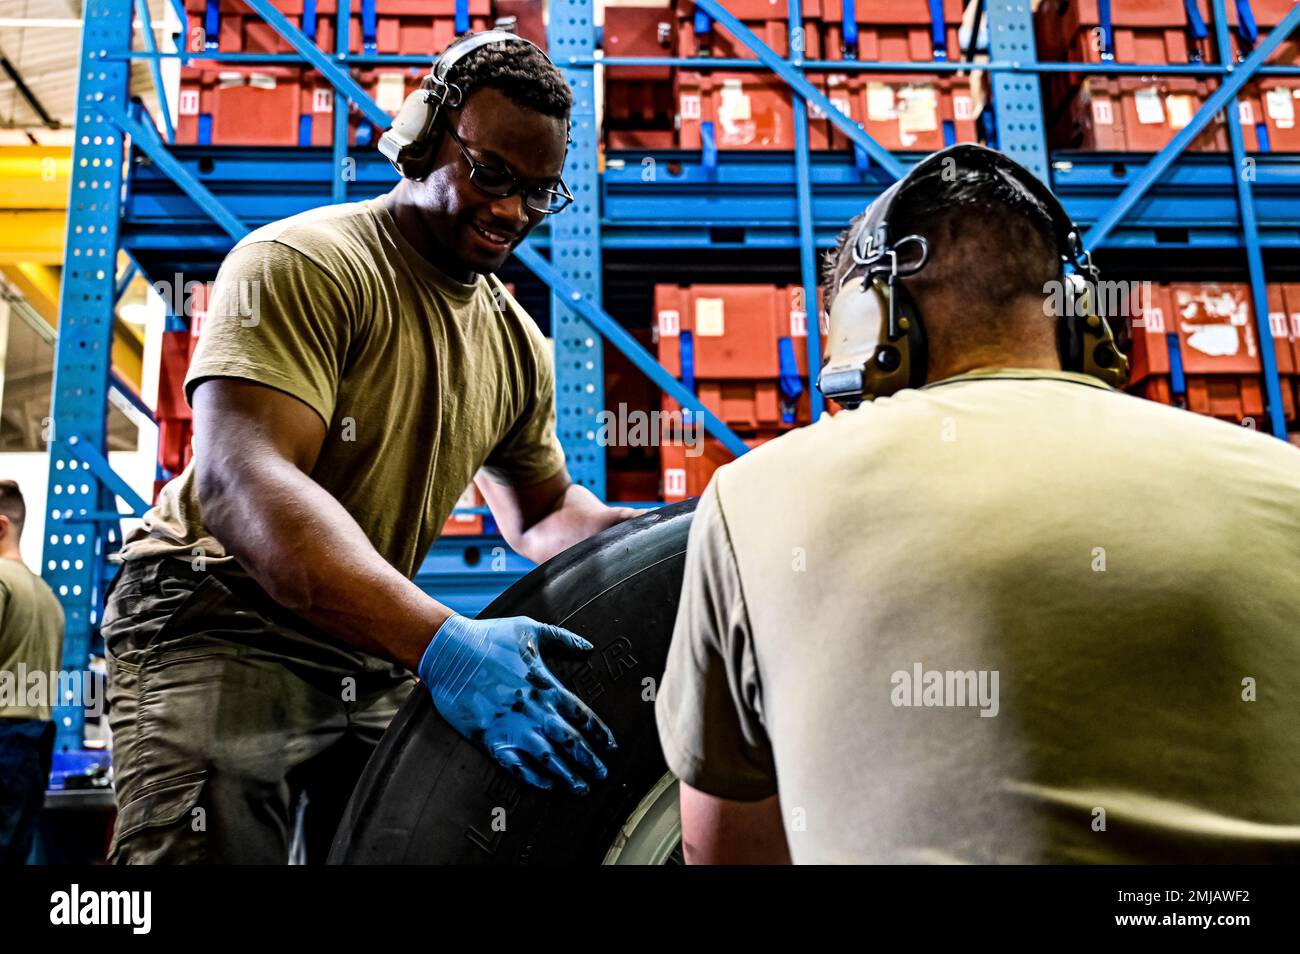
top-left (927, 0), bottom-right (947, 61)
top-left (842, 0), bottom-right (858, 55)
top-left (777, 336), bottom-right (803, 423)
top-left (302, 0), bottom-right (317, 40)
top-left (680, 330), bottom-right (696, 425)
top-left (204, 0), bottom-right (219, 48)
top-left (356, 123), bottom-right (372, 147)
top-left (362, 0), bottom-right (377, 53)
top-left (1098, 0), bottom-right (1115, 61)
top-left (694, 10), bottom-right (711, 35)
top-left (701, 120), bottom-right (718, 173)
top-left (298, 114), bottom-right (312, 146)
top-left (1235, 0), bottom-right (1259, 51)
top-left (853, 141), bottom-right (869, 174)
top-left (942, 119), bottom-right (956, 146)
top-left (1183, 0), bottom-right (1208, 40)
top-left (197, 113), bottom-right (213, 146)
top-left (1166, 333), bottom-right (1186, 397)
top-left (1257, 120), bottom-right (1271, 152)
top-left (455, 0), bottom-right (470, 35)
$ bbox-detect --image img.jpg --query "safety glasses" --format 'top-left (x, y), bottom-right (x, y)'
top-left (444, 120), bottom-right (573, 215)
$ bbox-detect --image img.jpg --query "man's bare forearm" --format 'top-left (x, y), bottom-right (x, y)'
top-left (515, 483), bottom-right (640, 563)
top-left (201, 453), bottom-right (453, 669)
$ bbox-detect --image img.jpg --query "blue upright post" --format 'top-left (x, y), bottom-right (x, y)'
top-left (984, 0), bottom-right (1050, 181)
top-left (547, 3), bottom-right (605, 497)
top-left (1210, 0), bottom-right (1287, 439)
top-left (332, 0), bottom-right (353, 204)
top-left (45, 0), bottom-right (135, 751)
top-left (788, 1), bottom-right (825, 422)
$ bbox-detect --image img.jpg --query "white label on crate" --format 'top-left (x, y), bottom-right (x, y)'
top-left (179, 89), bottom-right (200, 116)
top-left (831, 95), bottom-right (853, 117)
top-left (313, 88), bottom-right (334, 113)
top-left (217, 71), bottom-right (248, 89)
top-left (695, 298), bottom-right (726, 337)
top-left (1147, 307), bottom-right (1165, 334)
top-left (790, 310), bottom-right (808, 337)
top-left (1238, 99), bottom-right (1256, 125)
top-left (1092, 97), bottom-right (1114, 126)
top-left (376, 74), bottom-right (407, 115)
top-left (657, 309), bottom-right (681, 337)
top-left (249, 73), bottom-right (277, 91)
top-left (1266, 87), bottom-right (1296, 128)
top-left (953, 94), bottom-right (975, 121)
top-left (720, 82), bottom-right (751, 123)
top-left (681, 94), bottom-right (701, 121)
top-left (1292, 313), bottom-right (1300, 339)
top-left (1269, 311), bottom-right (1288, 338)
top-left (899, 86), bottom-right (938, 134)
top-left (1166, 94), bottom-right (1194, 130)
top-left (664, 468), bottom-right (687, 499)
top-left (867, 83), bottom-right (896, 121)
top-left (1135, 87), bottom-right (1164, 125)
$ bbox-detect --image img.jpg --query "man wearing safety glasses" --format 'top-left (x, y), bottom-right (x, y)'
top-left (102, 34), bottom-right (637, 864)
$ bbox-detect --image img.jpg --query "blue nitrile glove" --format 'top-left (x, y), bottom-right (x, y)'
top-left (419, 614), bottom-right (617, 794)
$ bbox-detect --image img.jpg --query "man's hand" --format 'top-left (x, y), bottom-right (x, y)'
top-left (419, 614), bottom-right (618, 793)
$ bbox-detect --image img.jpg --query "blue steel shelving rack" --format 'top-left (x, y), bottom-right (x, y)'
top-left (45, 0), bottom-right (1300, 750)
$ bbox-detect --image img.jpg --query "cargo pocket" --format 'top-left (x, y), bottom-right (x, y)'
top-left (110, 770), bottom-right (210, 865)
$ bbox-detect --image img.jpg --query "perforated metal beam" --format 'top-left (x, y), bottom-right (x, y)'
top-left (548, 4), bottom-right (605, 496)
top-left (44, 0), bottom-right (134, 751)
top-left (984, 0), bottom-right (1049, 181)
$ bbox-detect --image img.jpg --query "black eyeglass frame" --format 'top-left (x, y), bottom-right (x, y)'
top-left (443, 119), bottom-right (573, 215)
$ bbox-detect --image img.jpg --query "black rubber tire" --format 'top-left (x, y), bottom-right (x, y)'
top-left (327, 500), bottom-right (696, 864)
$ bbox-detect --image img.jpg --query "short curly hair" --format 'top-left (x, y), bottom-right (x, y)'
top-left (442, 35), bottom-right (572, 122)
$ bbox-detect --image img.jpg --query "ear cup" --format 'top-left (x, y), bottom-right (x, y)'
top-left (818, 276), bottom-right (926, 405)
top-left (1059, 274), bottom-right (1130, 387)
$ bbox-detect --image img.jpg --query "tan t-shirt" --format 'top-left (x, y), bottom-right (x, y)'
top-left (657, 368), bottom-right (1300, 864)
top-left (121, 200), bottom-right (564, 579)
top-left (0, 558), bottom-right (65, 721)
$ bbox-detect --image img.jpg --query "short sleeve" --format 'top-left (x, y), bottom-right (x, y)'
top-left (185, 241), bottom-right (353, 426)
top-left (655, 479), bottom-right (777, 801)
top-left (480, 288), bottom-right (566, 485)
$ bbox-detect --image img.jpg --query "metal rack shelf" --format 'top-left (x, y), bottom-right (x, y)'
top-left (42, 0), bottom-right (1300, 750)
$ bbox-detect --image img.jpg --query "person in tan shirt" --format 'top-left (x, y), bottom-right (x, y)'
top-left (103, 34), bottom-right (637, 864)
top-left (656, 149), bottom-right (1300, 864)
top-left (0, 480), bottom-right (64, 864)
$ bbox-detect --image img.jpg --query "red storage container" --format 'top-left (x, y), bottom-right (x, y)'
top-left (441, 483), bottom-right (484, 536)
top-left (176, 67), bottom-right (304, 145)
top-left (604, 5), bottom-right (678, 149)
top-left (675, 0), bottom-right (824, 59)
top-left (676, 71), bottom-right (795, 149)
top-left (491, 0), bottom-right (548, 49)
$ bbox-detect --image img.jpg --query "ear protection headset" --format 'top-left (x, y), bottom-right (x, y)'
top-left (818, 143), bottom-right (1130, 409)
top-left (379, 30), bottom-right (563, 181)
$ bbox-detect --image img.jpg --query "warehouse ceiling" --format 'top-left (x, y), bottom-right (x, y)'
top-left (0, 0), bottom-right (169, 144)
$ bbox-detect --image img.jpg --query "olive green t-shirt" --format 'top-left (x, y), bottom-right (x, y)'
top-left (0, 558), bottom-right (65, 721)
top-left (657, 368), bottom-right (1300, 864)
top-left (120, 200), bottom-right (564, 579)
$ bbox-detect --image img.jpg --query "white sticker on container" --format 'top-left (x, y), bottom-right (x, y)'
top-left (217, 71), bottom-right (248, 89)
top-left (248, 73), bottom-right (277, 91)
top-left (831, 95), bottom-right (852, 117)
top-left (657, 309), bottom-right (681, 337)
top-left (1166, 94), bottom-right (1194, 130)
top-left (1135, 87), bottom-right (1164, 125)
top-left (664, 468), bottom-right (687, 498)
top-left (681, 94), bottom-right (701, 121)
top-left (179, 89), bottom-right (200, 116)
top-left (898, 85), bottom-right (938, 134)
top-left (867, 83), bottom-right (896, 121)
top-left (377, 74), bottom-right (407, 114)
top-left (790, 310), bottom-right (808, 337)
top-left (1147, 307), bottom-right (1165, 334)
top-left (1092, 97), bottom-right (1114, 125)
top-left (313, 88), bottom-right (333, 113)
top-left (1238, 99), bottom-right (1256, 125)
top-left (695, 297), bottom-right (725, 337)
top-left (1266, 87), bottom-right (1295, 128)
top-left (953, 94), bottom-right (975, 120)
top-left (720, 81), bottom-right (751, 122)
top-left (1269, 311), bottom-right (1288, 339)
